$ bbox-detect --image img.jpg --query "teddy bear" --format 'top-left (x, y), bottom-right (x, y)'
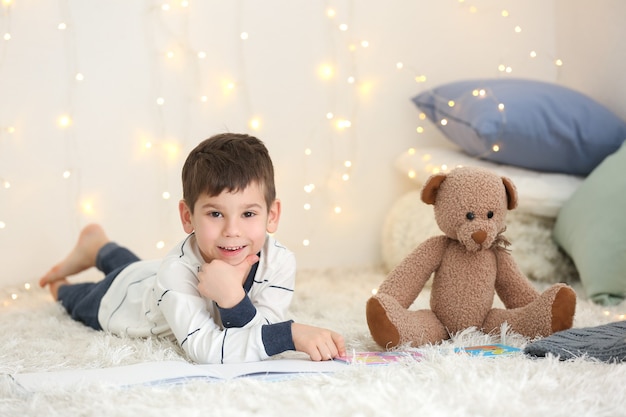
top-left (366, 166), bottom-right (577, 348)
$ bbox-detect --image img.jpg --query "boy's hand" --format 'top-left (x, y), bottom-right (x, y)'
top-left (291, 323), bottom-right (346, 361)
top-left (197, 254), bottom-right (259, 308)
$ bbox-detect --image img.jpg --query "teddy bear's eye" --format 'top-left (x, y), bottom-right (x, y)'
top-left (487, 211), bottom-right (494, 219)
top-left (466, 212), bottom-right (475, 220)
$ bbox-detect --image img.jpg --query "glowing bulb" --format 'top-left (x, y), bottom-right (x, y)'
top-left (419, 113), bottom-right (426, 120)
top-left (0, 221), bottom-right (5, 229)
top-left (3, 180), bottom-right (10, 188)
top-left (156, 241), bottom-right (165, 249)
top-left (240, 32), bottom-right (249, 40)
top-left (304, 148), bottom-right (312, 156)
top-left (396, 62), bottom-right (404, 70)
top-left (11, 293), bottom-right (17, 300)
top-left (514, 26), bottom-right (522, 33)
top-left (156, 97), bottom-right (165, 105)
top-left (24, 283), bottom-right (31, 290)
top-left (334, 206), bottom-right (342, 214)
top-left (62, 170), bottom-right (71, 179)
top-left (440, 119), bottom-right (448, 126)
top-left (342, 174), bottom-right (350, 181)
top-left (361, 40), bottom-right (369, 48)
top-left (335, 119), bottom-right (351, 129)
top-left (338, 23), bottom-right (348, 31)
top-left (530, 51), bottom-right (537, 58)
top-left (408, 170), bottom-right (416, 179)
top-left (408, 148), bottom-right (416, 155)
top-left (326, 8), bottom-right (336, 18)
top-left (58, 115), bottom-right (72, 128)
top-left (303, 239), bottom-right (310, 247)
top-left (326, 112), bottom-right (334, 119)
top-left (7, 126), bottom-right (15, 133)
top-left (166, 51), bottom-right (175, 59)
top-left (144, 141), bottom-right (153, 150)
top-left (469, 6), bottom-right (477, 13)
top-left (555, 59), bottom-right (564, 66)
top-left (448, 100), bottom-right (455, 107)
top-left (3, 0), bottom-right (13, 6)
top-left (249, 118), bottom-right (261, 130)
top-left (82, 201), bottom-right (94, 214)
top-left (3, 33), bottom-right (10, 41)
top-left (304, 184), bottom-right (315, 193)
top-left (415, 75), bottom-right (427, 83)
top-left (347, 76), bottom-right (355, 84)
top-left (371, 288), bottom-right (378, 296)
top-left (319, 65), bottom-right (334, 80)
top-left (163, 142), bottom-right (180, 159)
top-left (161, 3), bottom-right (170, 11)
top-left (200, 95), bottom-right (208, 102)
top-left (416, 126), bottom-right (424, 134)
top-left (498, 103), bottom-right (505, 111)
top-left (501, 10), bottom-right (509, 17)
top-left (492, 145), bottom-right (500, 152)
top-left (162, 191), bottom-right (171, 200)
top-left (75, 73), bottom-right (84, 81)
top-left (303, 203), bottom-right (311, 210)
top-left (344, 160), bottom-right (352, 168)
top-left (58, 23), bottom-right (67, 30)
top-left (181, 1), bottom-right (189, 7)
top-left (198, 51), bottom-right (207, 59)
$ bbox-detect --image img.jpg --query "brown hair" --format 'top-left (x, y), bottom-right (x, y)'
top-left (181, 133), bottom-right (276, 213)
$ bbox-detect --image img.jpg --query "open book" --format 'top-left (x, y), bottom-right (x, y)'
top-left (12, 358), bottom-right (349, 391)
top-left (12, 344), bottom-right (520, 391)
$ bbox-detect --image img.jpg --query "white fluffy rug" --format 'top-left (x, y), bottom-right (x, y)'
top-left (2, 267), bottom-right (626, 417)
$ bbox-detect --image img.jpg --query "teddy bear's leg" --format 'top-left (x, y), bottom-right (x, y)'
top-left (367, 293), bottom-right (449, 348)
top-left (482, 284), bottom-right (576, 338)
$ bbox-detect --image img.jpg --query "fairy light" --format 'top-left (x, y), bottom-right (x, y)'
top-left (249, 118), bottom-right (261, 130)
top-left (62, 170), bottom-right (71, 179)
top-left (58, 22), bottom-right (67, 30)
top-left (156, 241), bottom-right (165, 249)
top-left (334, 206), bottom-right (342, 214)
top-left (162, 191), bottom-right (171, 200)
top-left (302, 239), bottom-right (310, 247)
top-left (156, 97), bottom-right (165, 106)
top-left (58, 115), bottom-right (72, 128)
top-left (240, 32), bottom-right (249, 40)
top-left (3, 33), bottom-right (11, 41)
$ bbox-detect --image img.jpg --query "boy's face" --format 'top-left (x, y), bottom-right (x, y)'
top-left (179, 182), bottom-right (280, 265)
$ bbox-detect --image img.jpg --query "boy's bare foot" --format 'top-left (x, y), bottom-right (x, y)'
top-left (39, 224), bottom-right (110, 291)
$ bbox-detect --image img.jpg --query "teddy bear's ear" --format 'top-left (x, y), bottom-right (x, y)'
top-left (502, 176), bottom-right (518, 210)
top-left (421, 173), bottom-right (447, 205)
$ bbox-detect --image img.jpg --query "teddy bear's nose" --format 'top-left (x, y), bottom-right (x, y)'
top-left (472, 230), bottom-right (487, 244)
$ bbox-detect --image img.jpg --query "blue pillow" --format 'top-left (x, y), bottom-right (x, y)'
top-left (412, 79), bottom-right (626, 176)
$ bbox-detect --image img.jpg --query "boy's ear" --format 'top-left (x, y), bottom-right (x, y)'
top-left (179, 200), bottom-right (195, 234)
top-left (266, 199), bottom-right (281, 234)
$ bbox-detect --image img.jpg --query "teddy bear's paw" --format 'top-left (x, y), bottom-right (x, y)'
top-left (366, 296), bottom-right (401, 348)
top-left (550, 285), bottom-right (576, 332)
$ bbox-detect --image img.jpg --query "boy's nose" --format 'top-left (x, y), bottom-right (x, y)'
top-left (223, 219), bottom-right (241, 236)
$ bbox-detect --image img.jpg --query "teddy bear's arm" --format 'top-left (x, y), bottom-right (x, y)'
top-left (377, 235), bottom-right (449, 309)
top-left (494, 249), bottom-right (541, 309)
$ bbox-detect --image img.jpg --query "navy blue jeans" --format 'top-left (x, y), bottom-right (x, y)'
top-left (57, 242), bottom-right (139, 330)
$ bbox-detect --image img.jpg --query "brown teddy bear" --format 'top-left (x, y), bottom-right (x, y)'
top-left (366, 166), bottom-right (577, 348)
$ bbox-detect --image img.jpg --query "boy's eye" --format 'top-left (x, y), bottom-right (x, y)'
top-left (243, 211), bottom-right (255, 218)
top-left (208, 211), bottom-right (222, 218)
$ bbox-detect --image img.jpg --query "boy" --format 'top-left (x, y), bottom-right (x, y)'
top-left (39, 133), bottom-right (345, 364)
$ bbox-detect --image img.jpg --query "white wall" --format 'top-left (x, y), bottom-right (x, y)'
top-left (0, 1), bottom-right (563, 287)
top-left (554, 0), bottom-right (626, 120)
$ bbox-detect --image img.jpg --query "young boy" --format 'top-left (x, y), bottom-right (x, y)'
top-left (39, 133), bottom-right (345, 364)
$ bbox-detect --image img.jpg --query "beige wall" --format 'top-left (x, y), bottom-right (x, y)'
top-left (555, 0), bottom-right (626, 120)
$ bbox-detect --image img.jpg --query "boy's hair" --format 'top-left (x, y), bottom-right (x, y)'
top-left (181, 133), bottom-right (276, 213)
